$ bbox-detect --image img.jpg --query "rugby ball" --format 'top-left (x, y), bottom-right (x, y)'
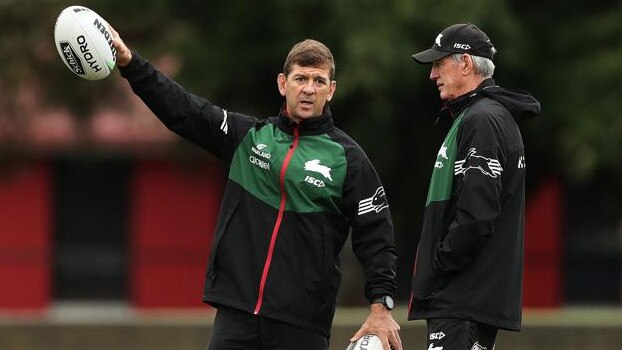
top-left (346, 334), bottom-right (384, 350)
top-left (54, 6), bottom-right (116, 80)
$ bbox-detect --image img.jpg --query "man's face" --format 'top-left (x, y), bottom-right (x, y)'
top-left (278, 63), bottom-right (336, 121)
top-left (429, 55), bottom-right (468, 101)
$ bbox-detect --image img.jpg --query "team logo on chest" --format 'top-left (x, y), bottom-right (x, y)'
top-left (304, 159), bottom-right (332, 188)
top-left (435, 143), bottom-right (449, 169)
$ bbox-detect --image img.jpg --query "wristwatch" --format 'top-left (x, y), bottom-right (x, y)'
top-left (371, 295), bottom-right (394, 311)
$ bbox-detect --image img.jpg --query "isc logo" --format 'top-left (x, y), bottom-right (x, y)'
top-left (429, 332), bottom-right (445, 340)
top-left (453, 43), bottom-right (471, 50)
top-left (304, 175), bottom-right (325, 188)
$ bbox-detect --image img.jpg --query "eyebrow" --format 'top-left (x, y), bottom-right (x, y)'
top-left (292, 72), bottom-right (330, 80)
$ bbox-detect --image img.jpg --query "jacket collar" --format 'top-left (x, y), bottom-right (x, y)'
top-left (442, 78), bottom-right (496, 119)
top-left (277, 104), bottom-right (334, 135)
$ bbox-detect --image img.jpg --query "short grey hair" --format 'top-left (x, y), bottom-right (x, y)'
top-left (451, 49), bottom-right (496, 78)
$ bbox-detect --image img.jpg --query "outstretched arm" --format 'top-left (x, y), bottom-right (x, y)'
top-left (105, 24), bottom-right (256, 162)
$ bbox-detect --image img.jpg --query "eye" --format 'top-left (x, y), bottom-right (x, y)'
top-left (314, 78), bottom-right (327, 85)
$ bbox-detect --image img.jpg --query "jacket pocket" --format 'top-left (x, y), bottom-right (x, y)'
top-left (302, 223), bottom-right (335, 306)
top-left (205, 192), bottom-right (242, 288)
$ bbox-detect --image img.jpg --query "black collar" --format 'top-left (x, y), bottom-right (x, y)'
top-left (277, 104), bottom-right (334, 135)
top-left (442, 78), bottom-right (496, 119)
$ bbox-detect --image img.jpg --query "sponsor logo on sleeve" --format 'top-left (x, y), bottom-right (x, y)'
top-left (454, 148), bottom-right (502, 178)
top-left (471, 342), bottom-right (487, 350)
top-left (518, 155), bottom-right (525, 169)
top-left (358, 186), bottom-right (389, 215)
top-left (220, 109), bottom-right (228, 134)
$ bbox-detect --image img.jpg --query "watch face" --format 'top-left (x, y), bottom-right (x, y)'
top-left (385, 296), bottom-right (394, 309)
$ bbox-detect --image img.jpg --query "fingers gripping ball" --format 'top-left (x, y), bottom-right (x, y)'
top-left (54, 6), bottom-right (116, 80)
top-left (346, 334), bottom-right (384, 350)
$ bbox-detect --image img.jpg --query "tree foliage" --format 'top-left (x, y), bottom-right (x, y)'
top-left (2, 0), bottom-right (622, 298)
top-left (518, 2), bottom-right (622, 182)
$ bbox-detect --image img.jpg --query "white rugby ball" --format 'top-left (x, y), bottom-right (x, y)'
top-left (346, 334), bottom-right (384, 350)
top-left (54, 6), bottom-right (116, 80)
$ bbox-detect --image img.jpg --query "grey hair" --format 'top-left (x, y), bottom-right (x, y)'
top-left (451, 50), bottom-right (496, 78)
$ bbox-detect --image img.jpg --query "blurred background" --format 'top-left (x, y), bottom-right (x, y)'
top-left (1, 0), bottom-right (622, 349)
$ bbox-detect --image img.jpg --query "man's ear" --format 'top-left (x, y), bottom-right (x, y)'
top-left (462, 54), bottom-right (473, 76)
top-left (327, 80), bottom-right (337, 101)
top-left (277, 73), bottom-right (287, 96)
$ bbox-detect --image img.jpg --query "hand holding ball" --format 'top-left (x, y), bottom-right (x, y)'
top-left (346, 334), bottom-right (384, 350)
top-left (54, 6), bottom-right (116, 80)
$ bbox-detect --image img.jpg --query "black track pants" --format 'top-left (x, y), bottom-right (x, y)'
top-left (206, 306), bottom-right (329, 350)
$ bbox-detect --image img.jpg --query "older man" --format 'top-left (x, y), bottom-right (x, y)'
top-left (408, 24), bottom-right (541, 350)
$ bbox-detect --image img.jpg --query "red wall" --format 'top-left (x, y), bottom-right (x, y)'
top-left (0, 162), bottom-right (51, 310)
top-left (0, 160), bottom-right (562, 310)
top-left (129, 160), bottom-right (224, 308)
top-left (523, 177), bottom-right (563, 308)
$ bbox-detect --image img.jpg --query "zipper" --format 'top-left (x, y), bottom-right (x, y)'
top-left (253, 124), bottom-right (300, 314)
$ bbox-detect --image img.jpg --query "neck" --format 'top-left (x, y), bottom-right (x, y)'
top-left (282, 106), bottom-right (300, 123)
top-left (456, 75), bottom-right (486, 98)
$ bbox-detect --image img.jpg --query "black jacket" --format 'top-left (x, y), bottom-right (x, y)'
top-left (120, 51), bottom-right (397, 337)
top-left (408, 79), bottom-right (541, 330)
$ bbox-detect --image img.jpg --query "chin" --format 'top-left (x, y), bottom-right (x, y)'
top-left (297, 111), bottom-right (320, 120)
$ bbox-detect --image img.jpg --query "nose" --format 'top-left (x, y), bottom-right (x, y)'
top-left (429, 66), bottom-right (439, 81)
top-left (302, 80), bottom-right (315, 94)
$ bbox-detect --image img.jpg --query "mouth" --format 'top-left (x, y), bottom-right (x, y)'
top-left (299, 100), bottom-right (314, 108)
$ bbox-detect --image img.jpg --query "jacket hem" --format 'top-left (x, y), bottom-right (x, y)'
top-left (203, 294), bottom-right (332, 338)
